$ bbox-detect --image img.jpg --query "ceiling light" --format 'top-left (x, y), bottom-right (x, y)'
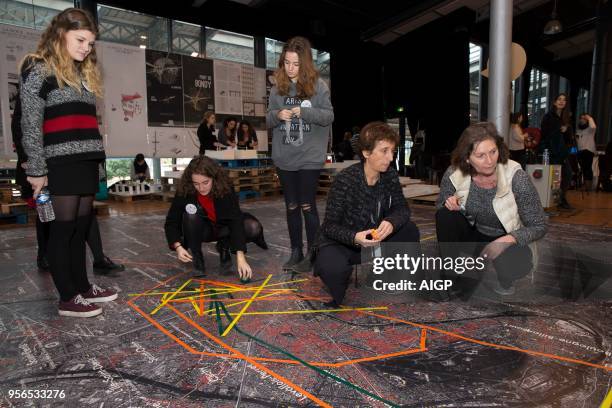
top-left (543, 0), bottom-right (562, 35)
top-left (190, 51), bottom-right (199, 57)
top-left (139, 45), bottom-right (146, 49)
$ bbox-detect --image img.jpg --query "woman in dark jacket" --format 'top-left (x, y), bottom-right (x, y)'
top-left (197, 111), bottom-right (223, 154)
top-left (314, 122), bottom-right (420, 307)
top-left (164, 156), bottom-right (268, 279)
top-left (539, 93), bottom-right (573, 209)
top-left (237, 120), bottom-right (258, 150)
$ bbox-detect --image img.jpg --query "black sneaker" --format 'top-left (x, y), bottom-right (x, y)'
top-left (37, 256), bottom-right (50, 271)
top-left (282, 248), bottom-right (304, 271)
top-left (93, 256), bottom-right (125, 276)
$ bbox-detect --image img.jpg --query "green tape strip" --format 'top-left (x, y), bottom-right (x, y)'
top-left (213, 300), bottom-right (399, 407)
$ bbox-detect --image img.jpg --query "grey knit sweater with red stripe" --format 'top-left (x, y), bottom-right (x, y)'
top-left (19, 58), bottom-right (105, 177)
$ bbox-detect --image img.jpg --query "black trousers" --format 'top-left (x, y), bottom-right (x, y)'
top-left (577, 150), bottom-right (594, 182)
top-left (435, 207), bottom-right (532, 290)
top-left (276, 168), bottom-right (321, 250)
top-left (314, 221), bottom-right (420, 305)
top-left (182, 211), bottom-right (263, 254)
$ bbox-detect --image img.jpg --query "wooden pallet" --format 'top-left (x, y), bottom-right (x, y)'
top-left (108, 192), bottom-right (153, 202)
top-left (1, 201), bottom-right (29, 215)
top-left (151, 191), bottom-right (176, 202)
top-left (407, 193), bottom-right (439, 206)
top-left (93, 201), bottom-right (110, 216)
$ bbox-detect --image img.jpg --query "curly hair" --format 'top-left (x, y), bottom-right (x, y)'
top-left (451, 122), bottom-right (509, 175)
top-left (274, 36), bottom-right (319, 98)
top-left (357, 121), bottom-right (399, 159)
top-left (176, 155), bottom-right (233, 198)
top-left (21, 8), bottom-right (102, 96)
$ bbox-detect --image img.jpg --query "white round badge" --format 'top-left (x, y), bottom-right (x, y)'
top-left (185, 204), bottom-right (197, 215)
top-left (300, 100), bottom-right (312, 108)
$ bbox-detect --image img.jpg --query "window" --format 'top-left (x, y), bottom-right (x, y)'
top-left (0, 0), bottom-right (73, 29)
top-left (265, 37), bottom-right (283, 70)
top-left (206, 28), bottom-right (253, 64)
top-left (468, 43), bottom-right (482, 123)
top-left (314, 48), bottom-right (330, 85)
top-left (527, 68), bottom-right (549, 128)
top-left (559, 75), bottom-right (570, 95)
top-left (98, 4), bottom-right (169, 52)
top-left (173, 20), bottom-right (201, 56)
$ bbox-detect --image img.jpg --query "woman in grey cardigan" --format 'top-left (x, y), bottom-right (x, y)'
top-left (436, 122), bottom-right (548, 296)
top-left (267, 36), bottom-right (334, 273)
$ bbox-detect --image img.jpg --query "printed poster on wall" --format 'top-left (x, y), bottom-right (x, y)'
top-left (147, 126), bottom-right (199, 158)
top-left (182, 56), bottom-right (214, 127)
top-left (98, 42), bottom-right (148, 157)
top-left (213, 59), bottom-right (242, 116)
top-left (0, 24), bottom-right (40, 158)
top-left (146, 50), bottom-right (184, 126)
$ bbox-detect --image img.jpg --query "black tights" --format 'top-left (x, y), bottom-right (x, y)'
top-left (48, 195), bottom-right (93, 301)
top-left (276, 168), bottom-right (320, 250)
top-left (182, 212), bottom-right (263, 254)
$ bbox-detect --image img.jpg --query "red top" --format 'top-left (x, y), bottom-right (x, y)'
top-left (197, 193), bottom-right (217, 223)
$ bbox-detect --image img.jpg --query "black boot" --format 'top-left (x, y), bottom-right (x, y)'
top-left (282, 247), bottom-right (303, 270)
top-left (192, 251), bottom-right (206, 277)
top-left (37, 255), bottom-right (50, 271)
top-left (216, 241), bottom-right (232, 275)
top-left (93, 256), bottom-right (125, 276)
top-left (293, 248), bottom-right (314, 273)
top-left (216, 241), bottom-right (232, 264)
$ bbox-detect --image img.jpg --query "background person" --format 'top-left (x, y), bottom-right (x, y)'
top-left (130, 153), bottom-right (150, 182)
top-left (237, 120), bottom-right (258, 150)
top-left (197, 111), bottom-right (223, 154)
top-left (509, 112), bottom-right (527, 168)
top-left (540, 93), bottom-right (574, 209)
top-left (218, 117), bottom-right (237, 148)
top-left (575, 113), bottom-right (597, 190)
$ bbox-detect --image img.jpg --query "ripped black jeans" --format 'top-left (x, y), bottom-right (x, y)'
top-left (276, 168), bottom-right (321, 250)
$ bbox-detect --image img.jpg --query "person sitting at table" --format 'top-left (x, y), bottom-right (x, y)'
top-left (314, 122), bottom-right (420, 307)
top-left (130, 153), bottom-right (150, 182)
top-left (164, 155), bottom-right (268, 279)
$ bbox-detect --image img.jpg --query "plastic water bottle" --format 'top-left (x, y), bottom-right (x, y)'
top-left (36, 187), bottom-right (55, 222)
top-left (542, 149), bottom-right (550, 165)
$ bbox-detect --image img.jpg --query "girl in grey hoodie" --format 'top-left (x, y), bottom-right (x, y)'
top-left (267, 36), bottom-right (334, 272)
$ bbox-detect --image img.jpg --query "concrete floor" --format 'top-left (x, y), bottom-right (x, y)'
top-left (0, 195), bottom-right (611, 407)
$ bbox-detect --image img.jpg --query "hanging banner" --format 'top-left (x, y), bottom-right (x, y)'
top-left (0, 24), bottom-right (40, 159)
top-left (146, 50), bottom-right (184, 126)
top-left (182, 56), bottom-right (214, 127)
top-left (213, 59), bottom-right (242, 116)
top-left (98, 42), bottom-right (148, 157)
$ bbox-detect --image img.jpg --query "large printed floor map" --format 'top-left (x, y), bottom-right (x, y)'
top-left (0, 200), bottom-right (611, 407)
